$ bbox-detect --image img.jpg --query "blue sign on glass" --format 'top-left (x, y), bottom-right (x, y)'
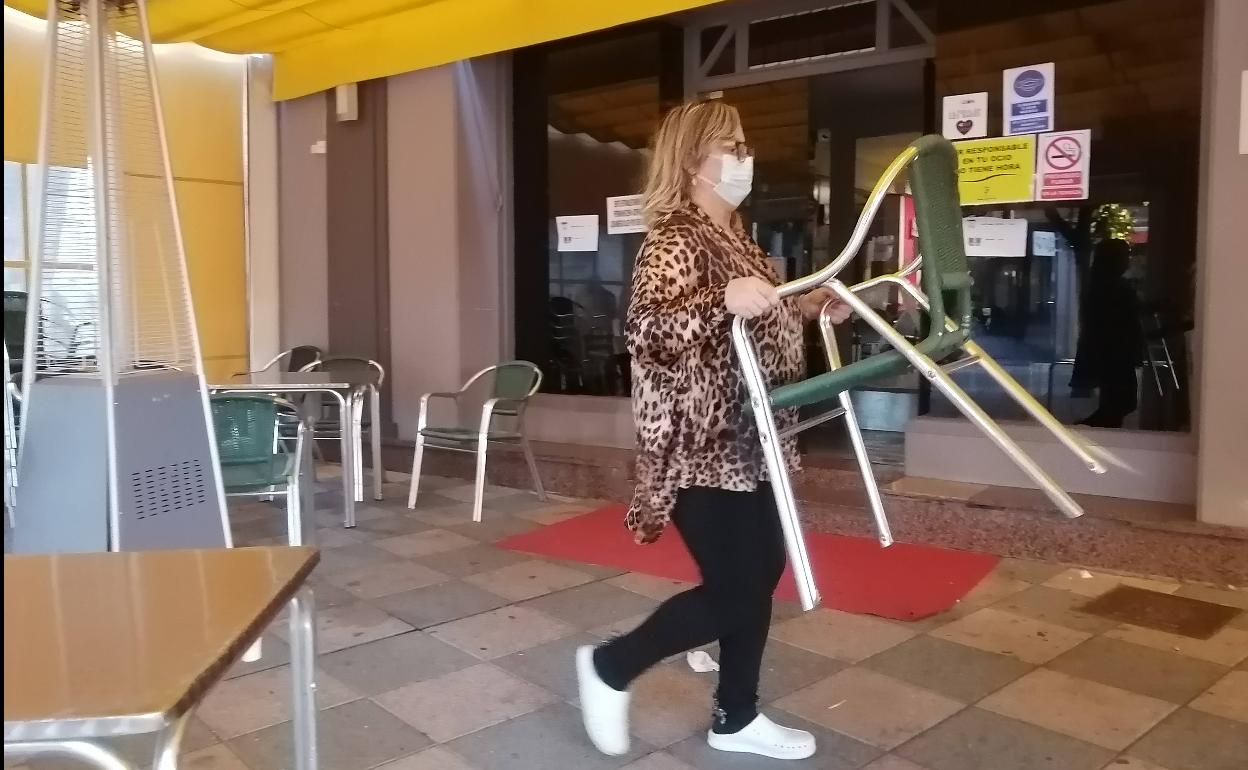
top-left (1012, 100), bottom-right (1048, 116)
top-left (1009, 116), bottom-right (1051, 133)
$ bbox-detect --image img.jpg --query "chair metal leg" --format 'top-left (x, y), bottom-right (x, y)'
top-left (731, 317), bottom-right (821, 611)
top-left (520, 434), bottom-right (546, 501)
top-left (288, 587), bottom-right (318, 770)
top-left (884, 277), bottom-right (1106, 475)
top-left (407, 434), bottom-right (426, 509)
top-left (830, 282), bottom-right (1087, 519)
top-left (351, 391), bottom-right (365, 503)
top-left (369, 385), bottom-right (384, 500)
top-left (472, 433), bottom-right (488, 523)
top-left (818, 308), bottom-right (893, 547)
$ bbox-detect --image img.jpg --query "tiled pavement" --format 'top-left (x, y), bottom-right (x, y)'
top-left (18, 474), bottom-right (1248, 770)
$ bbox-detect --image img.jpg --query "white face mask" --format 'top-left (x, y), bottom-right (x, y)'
top-left (700, 153), bottom-right (753, 208)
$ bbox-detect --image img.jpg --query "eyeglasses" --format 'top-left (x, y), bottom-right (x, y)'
top-left (719, 141), bottom-right (754, 161)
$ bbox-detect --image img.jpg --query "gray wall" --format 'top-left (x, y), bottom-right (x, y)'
top-left (277, 94), bottom-right (329, 352)
top-left (1193, 0), bottom-right (1248, 526)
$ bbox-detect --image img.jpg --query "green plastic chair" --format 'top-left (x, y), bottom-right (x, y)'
top-left (211, 394), bottom-right (309, 543)
top-left (406, 361), bottom-right (547, 523)
top-left (733, 135), bottom-right (1108, 611)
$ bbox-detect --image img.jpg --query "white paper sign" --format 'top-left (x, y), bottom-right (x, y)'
top-left (1003, 62), bottom-right (1055, 136)
top-left (1032, 230), bottom-right (1057, 257)
top-left (942, 92), bottom-right (988, 139)
top-left (605, 194), bottom-right (646, 234)
top-left (963, 217), bottom-right (1028, 258)
top-left (555, 215), bottom-right (599, 252)
top-left (1035, 129), bottom-right (1090, 201)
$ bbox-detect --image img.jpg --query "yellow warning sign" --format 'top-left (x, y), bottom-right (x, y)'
top-left (954, 136), bottom-right (1036, 205)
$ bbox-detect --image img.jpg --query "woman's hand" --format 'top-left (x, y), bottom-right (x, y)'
top-left (798, 287), bottom-right (852, 322)
top-left (725, 276), bottom-right (781, 319)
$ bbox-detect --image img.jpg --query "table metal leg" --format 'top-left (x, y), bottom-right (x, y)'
top-left (5, 741), bottom-right (135, 770)
top-left (288, 587), bottom-right (318, 770)
top-left (152, 711), bottom-right (192, 770)
top-left (350, 389), bottom-right (365, 505)
top-left (369, 385), bottom-right (384, 501)
top-left (326, 391), bottom-right (355, 528)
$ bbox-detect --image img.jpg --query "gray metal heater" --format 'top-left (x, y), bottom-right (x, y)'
top-left (12, 0), bottom-right (230, 553)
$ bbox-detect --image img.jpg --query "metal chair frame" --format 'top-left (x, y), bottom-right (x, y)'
top-left (406, 361), bottom-right (547, 523)
top-left (734, 136), bottom-right (1107, 611)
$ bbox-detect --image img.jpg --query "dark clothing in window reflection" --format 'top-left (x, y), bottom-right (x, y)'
top-left (1072, 239), bottom-right (1144, 428)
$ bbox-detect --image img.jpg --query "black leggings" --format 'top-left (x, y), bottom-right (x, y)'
top-left (594, 484), bottom-right (787, 727)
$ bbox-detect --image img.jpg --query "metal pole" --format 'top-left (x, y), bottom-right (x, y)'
top-left (289, 587), bottom-right (319, 770)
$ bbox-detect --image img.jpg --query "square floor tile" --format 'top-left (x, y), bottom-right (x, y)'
top-left (406, 490), bottom-right (470, 510)
top-left (960, 572), bottom-right (1032, 608)
top-left (439, 484), bottom-right (518, 503)
top-left (1105, 623), bottom-right (1248, 666)
top-left (1048, 636), bottom-right (1228, 703)
top-left (322, 560), bottom-right (449, 600)
top-left (376, 746), bottom-right (479, 770)
top-left (314, 544), bottom-right (401, 577)
top-left (408, 503), bottom-right (479, 527)
top-left (756, 640), bottom-right (847, 702)
top-left (353, 514), bottom-right (430, 537)
top-left (522, 582), bottom-right (660, 630)
top-left (198, 665), bottom-right (358, 738)
top-left (315, 526), bottom-right (370, 549)
top-left (464, 559), bottom-right (594, 602)
top-left (449, 516), bottom-right (542, 542)
top-left (862, 757), bottom-right (932, 770)
top-left (862, 635), bottom-right (1033, 703)
top-left (375, 664), bottom-right (558, 743)
top-left (377, 528), bottom-right (479, 558)
top-left (513, 504), bottom-right (593, 525)
top-left (1128, 708), bottom-right (1248, 770)
top-left (374, 580), bottom-right (511, 629)
top-left (180, 744), bottom-right (250, 770)
top-left (229, 699), bottom-right (430, 770)
top-left (774, 667), bottom-right (963, 750)
top-left (990, 585), bottom-right (1119, 634)
top-left (1173, 584), bottom-right (1248, 611)
top-left (447, 703), bottom-right (650, 770)
top-left (546, 557), bottom-right (628, 580)
top-left (930, 608), bottom-right (1090, 664)
top-left (1043, 569), bottom-right (1180, 599)
top-left (1189, 670), bottom-right (1248, 723)
top-left (414, 544), bottom-right (529, 578)
top-left (770, 609), bottom-right (916, 663)
top-left (896, 707), bottom-right (1113, 770)
top-left (667, 706), bottom-right (880, 769)
top-left (606, 573), bottom-right (693, 601)
top-left (621, 752), bottom-right (699, 770)
top-left (994, 558), bottom-right (1067, 584)
top-left (225, 633), bottom-right (290, 679)
top-left (480, 492), bottom-right (556, 515)
top-left (980, 669), bottom-right (1175, 751)
top-left (291, 601), bottom-right (413, 653)
top-left (319, 630), bottom-right (476, 695)
top-left (1080, 586), bottom-right (1243, 640)
top-left (429, 605), bottom-right (575, 659)
top-left (630, 666), bottom-right (716, 748)
top-left (1101, 758), bottom-right (1177, 770)
top-left (495, 632), bottom-right (601, 702)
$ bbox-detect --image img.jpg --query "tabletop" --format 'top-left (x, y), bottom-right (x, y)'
top-left (4, 546), bottom-right (319, 741)
top-left (213, 371), bottom-right (371, 391)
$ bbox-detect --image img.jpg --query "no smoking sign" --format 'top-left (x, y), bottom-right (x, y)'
top-left (1037, 129), bottom-right (1091, 201)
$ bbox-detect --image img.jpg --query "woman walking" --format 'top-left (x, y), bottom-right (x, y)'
top-left (576, 100), bottom-right (852, 761)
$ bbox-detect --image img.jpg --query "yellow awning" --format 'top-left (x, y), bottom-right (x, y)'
top-left (4, 0), bottom-right (722, 100)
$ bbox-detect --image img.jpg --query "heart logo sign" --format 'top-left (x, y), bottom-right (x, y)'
top-left (956, 120), bottom-right (974, 135)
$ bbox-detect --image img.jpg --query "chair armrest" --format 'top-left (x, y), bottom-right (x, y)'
top-left (423, 391), bottom-right (463, 401)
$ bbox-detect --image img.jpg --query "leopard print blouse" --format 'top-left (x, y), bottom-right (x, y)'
top-left (624, 205), bottom-right (804, 543)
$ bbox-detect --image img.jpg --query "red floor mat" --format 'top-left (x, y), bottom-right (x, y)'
top-left (498, 504), bottom-right (998, 621)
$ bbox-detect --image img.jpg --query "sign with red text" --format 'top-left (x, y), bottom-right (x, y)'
top-left (1036, 129), bottom-right (1090, 201)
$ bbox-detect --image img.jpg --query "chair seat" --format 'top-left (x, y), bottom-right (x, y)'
top-left (221, 455), bottom-right (292, 492)
top-left (421, 426), bottom-right (522, 443)
top-left (768, 328), bottom-right (968, 411)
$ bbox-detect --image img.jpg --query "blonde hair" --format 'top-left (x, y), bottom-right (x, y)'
top-left (641, 100), bottom-right (742, 226)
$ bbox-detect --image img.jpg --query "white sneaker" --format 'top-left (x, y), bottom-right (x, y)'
top-left (576, 645), bottom-right (631, 756)
top-left (706, 713), bottom-right (816, 760)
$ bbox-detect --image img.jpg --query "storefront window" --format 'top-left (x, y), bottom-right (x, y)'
top-left (513, 23), bottom-right (682, 396)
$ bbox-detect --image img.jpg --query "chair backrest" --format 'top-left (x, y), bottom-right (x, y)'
top-left (210, 395), bottom-right (279, 466)
top-left (288, 345), bottom-right (322, 372)
top-left (301, 356), bottom-right (385, 386)
top-left (492, 361), bottom-right (542, 401)
top-left (3, 291), bottom-right (27, 353)
top-left (907, 135), bottom-right (973, 342)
